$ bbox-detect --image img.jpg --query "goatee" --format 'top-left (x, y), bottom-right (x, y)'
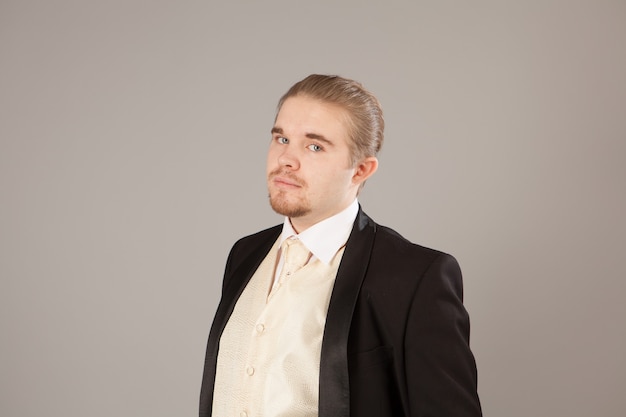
top-left (267, 169), bottom-right (310, 218)
top-left (268, 191), bottom-right (311, 218)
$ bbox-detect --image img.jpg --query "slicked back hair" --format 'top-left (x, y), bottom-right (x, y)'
top-left (277, 74), bottom-right (384, 166)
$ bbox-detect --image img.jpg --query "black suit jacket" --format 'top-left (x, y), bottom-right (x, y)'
top-left (200, 209), bottom-right (482, 416)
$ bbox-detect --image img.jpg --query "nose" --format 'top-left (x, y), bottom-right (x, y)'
top-left (277, 146), bottom-right (300, 170)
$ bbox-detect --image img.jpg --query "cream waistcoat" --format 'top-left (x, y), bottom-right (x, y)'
top-left (212, 238), bottom-right (345, 417)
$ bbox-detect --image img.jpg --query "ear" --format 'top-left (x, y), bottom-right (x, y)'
top-left (352, 156), bottom-right (378, 186)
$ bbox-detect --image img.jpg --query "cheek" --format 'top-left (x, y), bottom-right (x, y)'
top-left (318, 169), bottom-right (353, 193)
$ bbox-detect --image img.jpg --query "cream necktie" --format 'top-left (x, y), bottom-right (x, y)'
top-left (278, 238), bottom-right (310, 284)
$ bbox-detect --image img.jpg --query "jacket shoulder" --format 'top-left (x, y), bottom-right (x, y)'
top-left (232, 224), bottom-right (282, 248)
top-left (373, 222), bottom-right (455, 263)
top-left (226, 224), bottom-right (281, 265)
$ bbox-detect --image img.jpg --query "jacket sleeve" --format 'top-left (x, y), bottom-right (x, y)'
top-left (405, 253), bottom-right (482, 416)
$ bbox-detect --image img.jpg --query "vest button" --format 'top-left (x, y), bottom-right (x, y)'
top-left (256, 323), bottom-right (265, 333)
top-left (246, 366), bottom-right (255, 376)
top-left (240, 412), bottom-right (248, 417)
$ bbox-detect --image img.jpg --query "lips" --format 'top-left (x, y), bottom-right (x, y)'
top-left (272, 176), bottom-right (302, 188)
top-left (269, 171), bottom-right (304, 189)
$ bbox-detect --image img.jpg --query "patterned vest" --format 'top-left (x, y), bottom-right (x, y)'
top-left (212, 238), bottom-right (345, 417)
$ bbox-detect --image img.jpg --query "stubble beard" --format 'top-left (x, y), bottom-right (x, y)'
top-left (268, 190), bottom-right (311, 218)
top-left (267, 169), bottom-right (311, 218)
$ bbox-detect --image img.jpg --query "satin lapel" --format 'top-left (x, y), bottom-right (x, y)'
top-left (199, 226), bottom-right (281, 417)
top-left (319, 209), bottom-right (376, 417)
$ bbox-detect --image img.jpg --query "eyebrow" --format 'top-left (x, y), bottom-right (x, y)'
top-left (271, 127), bottom-right (335, 146)
top-left (305, 132), bottom-right (334, 146)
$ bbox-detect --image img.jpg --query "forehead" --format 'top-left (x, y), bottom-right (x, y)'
top-left (275, 96), bottom-right (351, 140)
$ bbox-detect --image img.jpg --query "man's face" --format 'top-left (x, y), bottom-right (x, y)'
top-left (267, 95), bottom-right (364, 232)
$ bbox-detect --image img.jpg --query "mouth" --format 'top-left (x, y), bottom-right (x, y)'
top-left (270, 174), bottom-right (303, 189)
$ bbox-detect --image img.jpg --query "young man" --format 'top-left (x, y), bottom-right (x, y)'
top-left (200, 74), bottom-right (482, 417)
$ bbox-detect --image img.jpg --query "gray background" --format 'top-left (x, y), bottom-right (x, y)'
top-left (1, 1), bottom-right (624, 416)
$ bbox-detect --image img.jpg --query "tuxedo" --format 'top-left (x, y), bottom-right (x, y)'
top-left (200, 208), bottom-right (482, 416)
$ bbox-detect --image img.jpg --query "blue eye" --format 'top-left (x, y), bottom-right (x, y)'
top-left (277, 137), bottom-right (289, 144)
top-left (307, 144), bottom-right (322, 152)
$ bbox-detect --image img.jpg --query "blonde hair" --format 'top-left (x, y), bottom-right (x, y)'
top-left (277, 74), bottom-right (384, 166)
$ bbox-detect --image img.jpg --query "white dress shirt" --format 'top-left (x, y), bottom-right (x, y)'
top-left (272, 199), bottom-right (359, 290)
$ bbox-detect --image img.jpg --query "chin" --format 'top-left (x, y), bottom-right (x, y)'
top-left (269, 195), bottom-right (311, 218)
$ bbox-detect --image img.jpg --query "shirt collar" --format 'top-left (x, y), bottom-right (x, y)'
top-left (280, 199), bottom-right (359, 264)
